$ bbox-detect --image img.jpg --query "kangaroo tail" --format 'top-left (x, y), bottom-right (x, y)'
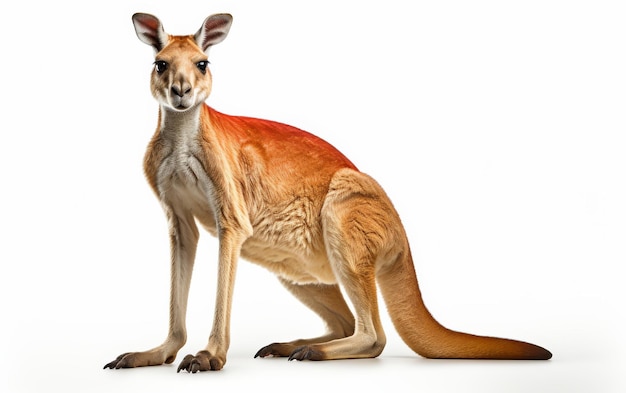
top-left (377, 252), bottom-right (552, 360)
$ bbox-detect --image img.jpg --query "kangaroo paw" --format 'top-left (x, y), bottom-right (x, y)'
top-left (177, 351), bottom-right (225, 372)
top-left (288, 346), bottom-right (324, 361)
top-left (103, 351), bottom-right (174, 369)
top-left (254, 343), bottom-right (296, 358)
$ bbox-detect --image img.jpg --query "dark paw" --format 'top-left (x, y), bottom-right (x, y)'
top-left (288, 346), bottom-right (324, 361)
top-left (103, 351), bottom-right (172, 369)
top-left (254, 345), bottom-right (275, 358)
top-left (177, 351), bottom-right (224, 373)
top-left (254, 343), bottom-right (292, 358)
top-left (104, 353), bottom-right (134, 369)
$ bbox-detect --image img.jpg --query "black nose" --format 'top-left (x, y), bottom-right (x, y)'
top-left (171, 85), bottom-right (191, 97)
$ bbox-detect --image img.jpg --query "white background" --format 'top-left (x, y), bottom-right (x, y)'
top-left (1, 1), bottom-right (624, 392)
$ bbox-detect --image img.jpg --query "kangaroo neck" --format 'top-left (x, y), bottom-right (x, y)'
top-left (158, 104), bottom-right (203, 138)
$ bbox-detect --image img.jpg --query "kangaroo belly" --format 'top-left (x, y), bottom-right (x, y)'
top-left (241, 195), bottom-right (336, 284)
top-left (240, 237), bottom-right (336, 284)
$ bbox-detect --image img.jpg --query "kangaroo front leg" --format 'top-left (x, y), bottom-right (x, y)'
top-left (104, 211), bottom-right (198, 369)
top-left (177, 226), bottom-right (248, 372)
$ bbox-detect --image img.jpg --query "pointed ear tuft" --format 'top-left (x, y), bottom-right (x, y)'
top-left (194, 14), bottom-right (233, 53)
top-left (132, 13), bottom-right (169, 53)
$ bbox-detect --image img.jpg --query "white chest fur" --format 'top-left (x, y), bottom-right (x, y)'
top-left (155, 108), bottom-right (218, 231)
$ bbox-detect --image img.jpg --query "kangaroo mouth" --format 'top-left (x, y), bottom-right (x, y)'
top-left (169, 98), bottom-right (192, 111)
top-left (168, 94), bottom-right (194, 111)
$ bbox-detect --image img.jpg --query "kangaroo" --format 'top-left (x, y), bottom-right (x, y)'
top-left (104, 13), bottom-right (552, 373)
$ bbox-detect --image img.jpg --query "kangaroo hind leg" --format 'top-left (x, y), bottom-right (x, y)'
top-left (255, 278), bottom-right (355, 358)
top-left (288, 169), bottom-right (396, 361)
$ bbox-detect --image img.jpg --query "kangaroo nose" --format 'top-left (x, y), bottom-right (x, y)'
top-left (171, 84), bottom-right (191, 97)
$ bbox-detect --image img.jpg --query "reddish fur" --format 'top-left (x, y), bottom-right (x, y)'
top-left (205, 106), bottom-right (357, 170)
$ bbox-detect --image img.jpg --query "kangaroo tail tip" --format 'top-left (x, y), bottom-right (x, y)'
top-left (534, 346), bottom-right (553, 360)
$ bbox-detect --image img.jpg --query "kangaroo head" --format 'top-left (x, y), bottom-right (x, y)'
top-left (132, 13), bottom-right (232, 112)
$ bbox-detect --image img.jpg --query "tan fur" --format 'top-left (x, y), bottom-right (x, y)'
top-left (104, 13), bottom-right (551, 373)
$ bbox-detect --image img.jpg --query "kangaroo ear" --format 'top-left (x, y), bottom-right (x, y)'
top-left (132, 13), bottom-right (168, 53)
top-left (194, 14), bottom-right (233, 53)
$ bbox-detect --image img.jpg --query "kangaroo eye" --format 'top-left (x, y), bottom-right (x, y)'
top-left (154, 60), bottom-right (168, 74)
top-left (196, 60), bottom-right (209, 74)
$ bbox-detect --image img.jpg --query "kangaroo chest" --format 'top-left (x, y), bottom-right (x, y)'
top-left (154, 120), bottom-right (219, 234)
